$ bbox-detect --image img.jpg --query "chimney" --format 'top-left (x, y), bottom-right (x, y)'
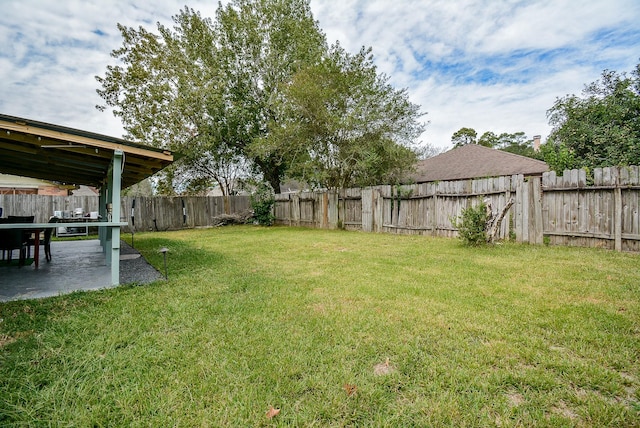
top-left (533, 135), bottom-right (541, 152)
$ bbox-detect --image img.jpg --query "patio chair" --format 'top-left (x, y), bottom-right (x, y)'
top-left (27, 216), bottom-right (60, 262)
top-left (8, 215), bottom-right (35, 255)
top-left (0, 228), bottom-right (28, 266)
top-left (0, 218), bottom-right (7, 260)
top-left (8, 215), bottom-right (35, 224)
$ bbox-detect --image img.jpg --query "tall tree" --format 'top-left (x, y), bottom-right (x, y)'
top-left (546, 62), bottom-right (640, 169)
top-left (96, 1), bottom-right (326, 194)
top-left (496, 132), bottom-right (540, 159)
top-left (452, 128), bottom-right (541, 159)
top-left (213, 0), bottom-right (327, 192)
top-left (96, 7), bottom-right (246, 195)
top-left (477, 131), bottom-right (498, 148)
top-left (451, 127), bottom-right (477, 147)
top-left (260, 43), bottom-right (425, 190)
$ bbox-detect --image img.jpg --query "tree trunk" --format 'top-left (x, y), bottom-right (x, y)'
top-left (223, 195), bottom-right (230, 214)
top-left (254, 156), bottom-right (284, 194)
top-left (484, 197), bottom-right (514, 243)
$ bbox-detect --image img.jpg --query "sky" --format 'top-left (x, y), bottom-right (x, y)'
top-left (1, 0), bottom-right (639, 151)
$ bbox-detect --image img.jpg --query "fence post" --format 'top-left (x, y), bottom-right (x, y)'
top-left (515, 176), bottom-right (527, 243)
top-left (614, 186), bottom-right (622, 251)
top-left (431, 184), bottom-right (438, 237)
top-left (322, 192), bottom-right (329, 228)
top-left (614, 178), bottom-right (623, 252)
top-left (328, 190), bottom-right (339, 228)
top-left (291, 194), bottom-right (300, 226)
top-left (361, 188), bottom-right (373, 232)
top-left (371, 187), bottom-right (381, 232)
top-left (530, 176), bottom-right (543, 244)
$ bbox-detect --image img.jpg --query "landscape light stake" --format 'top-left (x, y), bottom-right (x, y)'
top-left (131, 198), bottom-right (136, 249)
top-left (159, 247), bottom-right (169, 280)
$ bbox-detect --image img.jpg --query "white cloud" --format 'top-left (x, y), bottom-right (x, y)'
top-left (0, 0), bottom-right (638, 151)
top-left (311, 0), bottom-right (640, 148)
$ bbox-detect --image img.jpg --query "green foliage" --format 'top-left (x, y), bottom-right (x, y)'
top-left (260, 42), bottom-right (425, 190)
top-left (97, 1), bottom-right (426, 194)
top-left (539, 140), bottom-right (578, 173)
top-left (122, 178), bottom-right (154, 196)
top-left (250, 182), bottom-right (275, 226)
top-left (499, 139), bottom-right (542, 159)
top-left (494, 132), bottom-right (543, 159)
top-left (477, 131), bottom-right (497, 147)
top-left (547, 61), bottom-right (640, 169)
top-left (452, 128), bottom-right (542, 159)
top-left (214, 0), bottom-right (327, 192)
top-left (452, 200), bottom-right (488, 246)
top-left (96, 1), bottom-right (327, 194)
top-left (451, 127), bottom-right (478, 147)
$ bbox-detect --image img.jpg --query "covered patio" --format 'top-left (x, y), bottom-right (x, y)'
top-left (0, 113), bottom-right (174, 298)
top-left (0, 240), bottom-right (162, 301)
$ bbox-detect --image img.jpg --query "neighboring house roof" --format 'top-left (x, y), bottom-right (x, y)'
top-left (0, 173), bottom-right (71, 195)
top-left (0, 173), bottom-right (54, 189)
top-left (70, 185), bottom-right (100, 196)
top-left (411, 144), bottom-right (549, 183)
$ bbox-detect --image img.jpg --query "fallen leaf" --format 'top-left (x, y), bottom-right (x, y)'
top-left (266, 405), bottom-right (280, 419)
top-left (343, 383), bottom-right (358, 396)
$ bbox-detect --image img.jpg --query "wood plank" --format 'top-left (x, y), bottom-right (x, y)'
top-left (594, 168), bottom-right (603, 186)
top-left (361, 188), bottom-right (373, 232)
top-left (615, 185), bottom-right (622, 251)
top-left (621, 189), bottom-right (632, 239)
top-left (578, 169), bottom-right (587, 187)
top-left (630, 166), bottom-right (639, 185)
top-left (531, 177), bottom-right (543, 244)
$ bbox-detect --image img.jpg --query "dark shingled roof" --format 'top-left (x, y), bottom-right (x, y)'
top-left (412, 144), bottom-right (549, 183)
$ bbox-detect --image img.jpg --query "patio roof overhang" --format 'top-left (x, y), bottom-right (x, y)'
top-left (0, 113), bottom-right (175, 288)
top-left (0, 113), bottom-right (173, 189)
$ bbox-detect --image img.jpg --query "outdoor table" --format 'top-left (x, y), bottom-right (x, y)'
top-left (0, 221), bottom-right (127, 268)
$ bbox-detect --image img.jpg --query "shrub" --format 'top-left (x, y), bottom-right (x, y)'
top-left (452, 200), bottom-right (488, 246)
top-left (250, 183), bottom-right (275, 226)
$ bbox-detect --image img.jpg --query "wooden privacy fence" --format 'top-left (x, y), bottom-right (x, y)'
top-left (274, 165), bottom-right (640, 252)
top-left (2, 165), bottom-right (638, 251)
top-left (0, 195), bottom-right (250, 233)
top-left (542, 166), bottom-right (640, 252)
top-left (274, 175), bottom-right (538, 242)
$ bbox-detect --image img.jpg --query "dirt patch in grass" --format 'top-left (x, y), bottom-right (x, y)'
top-left (0, 333), bottom-right (16, 347)
top-left (373, 357), bottom-right (396, 376)
top-left (0, 331), bottom-right (32, 348)
top-left (551, 400), bottom-right (580, 421)
top-left (506, 390), bottom-right (525, 407)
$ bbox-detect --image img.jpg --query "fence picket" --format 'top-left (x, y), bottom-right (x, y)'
top-left (3, 165), bottom-right (639, 251)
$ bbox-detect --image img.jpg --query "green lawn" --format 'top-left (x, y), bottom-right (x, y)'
top-left (1, 226), bottom-right (639, 427)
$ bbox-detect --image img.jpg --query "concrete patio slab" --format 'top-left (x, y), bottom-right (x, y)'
top-left (0, 240), bottom-right (162, 302)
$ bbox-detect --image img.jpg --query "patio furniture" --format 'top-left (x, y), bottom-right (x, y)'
top-left (0, 218), bottom-right (7, 260)
top-left (8, 215), bottom-right (35, 253)
top-left (27, 217), bottom-right (60, 262)
top-left (8, 215), bottom-right (35, 223)
top-left (0, 228), bottom-right (28, 266)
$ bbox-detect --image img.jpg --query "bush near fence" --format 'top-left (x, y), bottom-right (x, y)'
top-left (2, 165), bottom-right (638, 251)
